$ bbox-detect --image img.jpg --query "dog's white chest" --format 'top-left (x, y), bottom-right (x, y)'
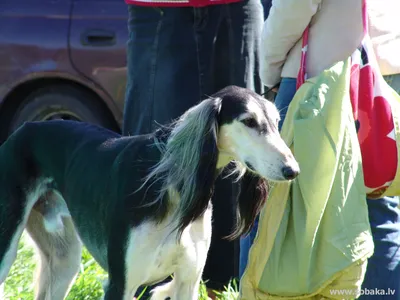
top-left (124, 207), bottom-right (212, 289)
top-left (124, 224), bottom-right (182, 287)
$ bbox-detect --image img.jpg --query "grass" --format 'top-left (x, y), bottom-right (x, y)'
top-left (3, 232), bottom-right (239, 300)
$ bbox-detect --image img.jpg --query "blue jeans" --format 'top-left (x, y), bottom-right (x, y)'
top-left (239, 77), bottom-right (400, 300)
top-left (124, 1), bottom-right (264, 296)
top-left (124, 1), bottom-right (264, 136)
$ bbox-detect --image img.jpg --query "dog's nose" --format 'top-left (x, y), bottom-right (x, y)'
top-left (282, 166), bottom-right (299, 180)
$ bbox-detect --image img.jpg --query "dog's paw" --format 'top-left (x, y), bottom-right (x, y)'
top-left (149, 282), bottom-right (174, 300)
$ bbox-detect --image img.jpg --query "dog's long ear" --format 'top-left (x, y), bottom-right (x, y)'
top-left (226, 170), bottom-right (268, 240)
top-left (173, 97), bottom-right (222, 236)
top-left (145, 97), bottom-right (222, 237)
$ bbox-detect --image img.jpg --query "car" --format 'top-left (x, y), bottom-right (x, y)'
top-left (0, 0), bottom-right (129, 143)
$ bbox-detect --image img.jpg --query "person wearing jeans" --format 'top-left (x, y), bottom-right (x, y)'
top-left (123, 0), bottom-right (264, 298)
top-left (240, 1), bottom-right (400, 299)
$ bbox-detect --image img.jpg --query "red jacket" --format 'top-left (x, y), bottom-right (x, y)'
top-left (125, 0), bottom-right (240, 7)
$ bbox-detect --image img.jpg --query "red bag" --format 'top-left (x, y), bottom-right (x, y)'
top-left (297, 0), bottom-right (400, 198)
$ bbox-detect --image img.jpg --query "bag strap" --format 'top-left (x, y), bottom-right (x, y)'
top-left (296, 26), bottom-right (310, 89)
top-left (296, 0), bottom-right (368, 90)
top-left (362, 0), bottom-right (368, 36)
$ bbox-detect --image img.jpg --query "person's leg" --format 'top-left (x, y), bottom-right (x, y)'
top-left (212, 0), bottom-right (264, 93)
top-left (239, 216), bottom-right (259, 277)
top-left (360, 197), bottom-right (400, 299)
top-left (124, 8), bottom-right (171, 297)
top-left (124, 5), bottom-right (218, 298)
top-left (124, 5), bottom-right (162, 136)
top-left (123, 5), bottom-right (204, 137)
top-left (199, 0), bottom-right (264, 289)
top-left (273, 77), bottom-right (297, 130)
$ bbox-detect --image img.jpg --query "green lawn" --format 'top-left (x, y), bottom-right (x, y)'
top-left (3, 233), bottom-right (239, 300)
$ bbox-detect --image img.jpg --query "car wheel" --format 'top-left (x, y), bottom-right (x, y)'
top-left (9, 85), bottom-right (115, 133)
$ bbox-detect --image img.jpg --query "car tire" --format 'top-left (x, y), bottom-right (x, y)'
top-left (9, 85), bottom-right (115, 133)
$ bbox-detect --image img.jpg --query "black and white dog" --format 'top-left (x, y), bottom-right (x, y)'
top-left (0, 86), bottom-right (299, 300)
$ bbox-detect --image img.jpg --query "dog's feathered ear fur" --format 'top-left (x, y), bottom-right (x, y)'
top-left (173, 97), bottom-right (222, 236)
top-left (226, 170), bottom-right (268, 240)
top-left (144, 97), bottom-right (222, 237)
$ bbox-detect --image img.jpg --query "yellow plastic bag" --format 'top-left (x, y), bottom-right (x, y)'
top-left (240, 59), bottom-right (374, 300)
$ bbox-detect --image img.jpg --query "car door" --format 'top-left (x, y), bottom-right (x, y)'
top-left (69, 0), bottom-right (128, 113)
top-left (0, 0), bottom-right (73, 100)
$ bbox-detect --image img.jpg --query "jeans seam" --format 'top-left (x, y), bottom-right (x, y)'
top-left (146, 17), bottom-right (163, 134)
top-left (193, 8), bottom-right (206, 101)
top-left (225, 5), bottom-right (236, 86)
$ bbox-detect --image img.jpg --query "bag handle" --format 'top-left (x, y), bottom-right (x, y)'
top-left (296, 26), bottom-right (310, 89)
top-left (296, 0), bottom-right (368, 89)
top-left (362, 0), bottom-right (368, 37)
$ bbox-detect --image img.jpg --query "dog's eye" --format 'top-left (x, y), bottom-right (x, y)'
top-left (260, 124), bottom-right (268, 135)
top-left (241, 118), bottom-right (258, 129)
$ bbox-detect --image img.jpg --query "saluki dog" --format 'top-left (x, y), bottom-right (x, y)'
top-left (0, 85), bottom-right (299, 300)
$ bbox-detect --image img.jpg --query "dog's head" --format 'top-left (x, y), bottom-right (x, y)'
top-left (215, 85), bottom-right (299, 182)
top-left (148, 85), bottom-right (299, 239)
top-left (212, 86), bottom-right (299, 239)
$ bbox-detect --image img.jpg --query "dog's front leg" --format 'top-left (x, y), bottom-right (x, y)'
top-left (151, 209), bottom-right (212, 300)
top-left (173, 243), bottom-right (209, 300)
top-left (149, 244), bottom-right (207, 300)
top-left (104, 222), bottom-right (142, 300)
top-left (103, 280), bottom-right (139, 300)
